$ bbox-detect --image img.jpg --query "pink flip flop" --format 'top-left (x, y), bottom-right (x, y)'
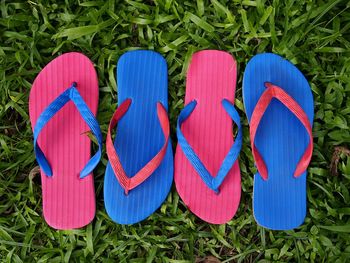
top-left (175, 50), bottom-right (242, 224)
top-left (29, 52), bottom-right (102, 229)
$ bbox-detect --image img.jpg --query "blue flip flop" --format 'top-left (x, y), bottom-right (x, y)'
top-left (104, 50), bottom-right (173, 224)
top-left (243, 53), bottom-right (314, 230)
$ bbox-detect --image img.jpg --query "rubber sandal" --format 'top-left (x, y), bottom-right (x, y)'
top-left (174, 50), bottom-right (242, 224)
top-left (29, 52), bottom-right (102, 229)
top-left (104, 50), bottom-right (173, 224)
top-left (243, 53), bottom-right (314, 230)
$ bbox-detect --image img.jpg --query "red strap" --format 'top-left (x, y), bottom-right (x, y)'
top-left (106, 99), bottom-right (170, 194)
top-left (250, 82), bottom-right (313, 180)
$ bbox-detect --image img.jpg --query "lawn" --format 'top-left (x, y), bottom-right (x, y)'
top-left (1, 0), bottom-right (350, 262)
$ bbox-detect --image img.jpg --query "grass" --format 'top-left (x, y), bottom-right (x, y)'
top-left (0, 0), bottom-right (350, 262)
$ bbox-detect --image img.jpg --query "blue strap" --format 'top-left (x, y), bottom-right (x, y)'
top-left (176, 99), bottom-right (242, 193)
top-left (33, 82), bottom-right (102, 179)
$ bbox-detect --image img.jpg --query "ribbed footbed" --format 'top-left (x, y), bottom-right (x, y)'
top-left (104, 50), bottom-right (173, 224)
top-left (175, 50), bottom-right (241, 224)
top-left (29, 52), bottom-right (98, 229)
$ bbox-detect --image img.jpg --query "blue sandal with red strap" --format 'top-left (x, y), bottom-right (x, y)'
top-left (243, 53), bottom-right (314, 230)
top-left (104, 51), bottom-right (173, 225)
